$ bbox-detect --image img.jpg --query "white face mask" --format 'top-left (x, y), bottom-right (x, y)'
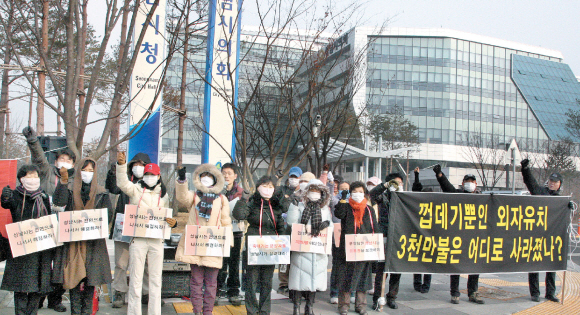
top-left (81, 171), bottom-right (94, 184)
top-left (200, 176), bottom-right (215, 187)
top-left (288, 178), bottom-right (300, 188)
top-left (299, 182), bottom-right (308, 191)
top-left (398, 185), bottom-right (404, 192)
top-left (463, 182), bottom-right (476, 193)
top-left (132, 165), bottom-right (145, 178)
top-left (367, 184), bottom-right (375, 191)
top-left (143, 175), bottom-right (159, 187)
top-left (307, 191), bottom-right (321, 201)
top-left (351, 192), bottom-right (365, 203)
top-left (21, 177), bottom-right (40, 191)
top-left (57, 161), bottom-right (73, 170)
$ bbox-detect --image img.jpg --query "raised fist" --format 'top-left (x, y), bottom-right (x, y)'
top-left (177, 167), bottom-right (187, 181)
top-left (433, 164), bottom-right (442, 175)
top-left (2, 186), bottom-right (12, 200)
top-left (242, 190), bottom-right (252, 200)
top-left (520, 159), bottom-right (530, 170)
top-left (59, 167), bottom-right (69, 184)
top-left (323, 164), bottom-right (329, 172)
top-left (22, 126), bottom-right (37, 142)
top-left (414, 167), bottom-right (420, 174)
top-left (117, 152), bottom-right (126, 165)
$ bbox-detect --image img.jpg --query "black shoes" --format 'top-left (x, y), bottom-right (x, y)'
top-left (386, 299), bottom-right (398, 309)
top-left (546, 295), bottom-right (560, 303)
top-left (531, 295), bottom-right (540, 302)
top-left (48, 304), bottom-right (67, 312)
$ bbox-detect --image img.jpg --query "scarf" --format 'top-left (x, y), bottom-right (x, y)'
top-left (225, 181), bottom-right (243, 201)
top-left (349, 197), bottom-right (368, 230)
top-left (301, 199), bottom-right (328, 237)
top-left (15, 185), bottom-right (48, 219)
top-left (196, 191), bottom-right (218, 219)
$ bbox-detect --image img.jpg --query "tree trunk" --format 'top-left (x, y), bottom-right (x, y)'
top-left (177, 0), bottom-right (191, 168)
top-left (0, 39), bottom-right (11, 158)
top-left (108, 0), bottom-right (131, 164)
top-left (36, 0), bottom-right (49, 136)
top-left (77, 1), bottom-right (88, 128)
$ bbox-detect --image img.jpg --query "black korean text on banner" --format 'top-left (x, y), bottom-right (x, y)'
top-left (386, 192), bottom-right (570, 274)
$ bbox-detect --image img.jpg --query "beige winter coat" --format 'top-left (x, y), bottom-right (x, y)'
top-left (174, 164), bottom-right (233, 269)
top-left (116, 162), bottom-right (169, 208)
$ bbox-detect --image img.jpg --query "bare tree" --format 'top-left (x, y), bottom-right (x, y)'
top-left (461, 133), bottom-right (507, 191)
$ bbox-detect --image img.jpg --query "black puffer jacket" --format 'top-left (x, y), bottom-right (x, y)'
top-left (370, 177), bottom-right (422, 235)
top-left (0, 188), bottom-right (53, 293)
top-left (232, 191), bottom-right (286, 237)
top-left (521, 168), bottom-right (561, 196)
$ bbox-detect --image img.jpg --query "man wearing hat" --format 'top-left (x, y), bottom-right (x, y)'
top-left (520, 159), bottom-right (563, 303)
top-left (433, 165), bottom-right (484, 305)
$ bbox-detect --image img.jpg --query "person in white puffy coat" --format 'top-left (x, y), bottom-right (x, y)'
top-left (287, 179), bottom-right (333, 315)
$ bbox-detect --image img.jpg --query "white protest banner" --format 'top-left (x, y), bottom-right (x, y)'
top-left (122, 205), bottom-right (172, 239)
top-left (184, 225), bottom-right (231, 257)
top-left (229, 198), bottom-right (244, 232)
top-left (345, 233), bottom-right (385, 261)
top-left (6, 214), bottom-right (61, 258)
top-left (112, 213), bottom-right (132, 243)
top-left (247, 235), bottom-right (290, 265)
top-left (58, 209), bottom-right (108, 242)
top-left (290, 223), bottom-right (332, 255)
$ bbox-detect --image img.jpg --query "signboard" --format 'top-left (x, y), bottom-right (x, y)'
top-left (345, 233), bottom-right (385, 261)
top-left (229, 198), bottom-right (244, 232)
top-left (122, 205), bottom-right (172, 240)
top-left (127, 0), bottom-right (166, 164)
top-left (6, 214), bottom-right (61, 258)
top-left (290, 223), bottom-right (332, 255)
top-left (58, 209), bottom-right (108, 242)
top-left (386, 192), bottom-right (570, 274)
top-left (0, 159), bottom-right (17, 238)
top-left (201, 0), bottom-right (243, 165)
top-left (184, 225), bottom-right (231, 257)
top-left (247, 235), bottom-right (290, 265)
top-left (112, 213), bottom-right (132, 243)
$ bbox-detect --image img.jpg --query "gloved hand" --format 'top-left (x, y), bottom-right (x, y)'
top-left (165, 217), bottom-right (177, 228)
top-left (117, 151), bottom-right (126, 165)
top-left (569, 201), bottom-right (575, 210)
top-left (59, 167), bottom-right (69, 184)
top-left (242, 190), bottom-right (252, 200)
top-left (433, 164), bottom-right (442, 175)
top-left (2, 186), bottom-right (12, 200)
top-left (340, 190), bottom-right (349, 200)
top-left (177, 167), bottom-right (187, 181)
top-left (387, 179), bottom-right (399, 192)
top-left (108, 163), bottom-right (116, 175)
top-left (327, 171), bottom-right (334, 182)
top-left (22, 126), bottom-right (37, 143)
top-left (520, 159), bottom-right (530, 170)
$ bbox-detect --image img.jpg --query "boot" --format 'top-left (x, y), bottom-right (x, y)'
top-left (292, 291), bottom-right (301, 315)
top-left (70, 287), bottom-right (82, 315)
top-left (303, 291), bottom-right (315, 315)
top-left (112, 291), bottom-right (125, 308)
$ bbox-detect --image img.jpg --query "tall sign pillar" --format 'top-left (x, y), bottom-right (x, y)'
top-left (202, 0), bottom-right (242, 166)
top-left (127, 0), bottom-right (166, 164)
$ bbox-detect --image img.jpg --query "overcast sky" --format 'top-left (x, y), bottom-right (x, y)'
top-left (10, 0), bottom-right (580, 140)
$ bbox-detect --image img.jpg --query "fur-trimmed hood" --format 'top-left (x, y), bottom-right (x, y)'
top-left (192, 164), bottom-right (225, 194)
top-left (300, 179), bottom-right (331, 206)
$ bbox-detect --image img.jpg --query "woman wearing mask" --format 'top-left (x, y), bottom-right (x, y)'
top-left (334, 182), bottom-right (378, 315)
top-left (116, 152), bottom-right (177, 315)
top-left (105, 152), bottom-right (153, 308)
top-left (1, 165), bottom-right (53, 315)
top-left (52, 158), bottom-right (112, 315)
top-left (233, 176), bottom-right (286, 315)
top-left (286, 179), bottom-right (332, 315)
top-left (174, 165), bottom-right (233, 315)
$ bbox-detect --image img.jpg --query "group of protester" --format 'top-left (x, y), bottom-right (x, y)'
top-left (0, 126), bottom-right (566, 315)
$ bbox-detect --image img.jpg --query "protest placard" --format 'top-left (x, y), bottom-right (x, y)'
top-left (290, 223), bottom-right (332, 255)
top-left (112, 213), bottom-right (132, 243)
top-left (247, 235), bottom-right (291, 265)
top-left (345, 233), bottom-right (385, 261)
top-left (6, 214), bottom-right (61, 258)
top-left (184, 225), bottom-right (231, 257)
top-left (122, 205), bottom-right (173, 239)
top-left (58, 209), bottom-right (108, 242)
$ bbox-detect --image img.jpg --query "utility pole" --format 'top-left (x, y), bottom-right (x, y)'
top-left (36, 0), bottom-right (49, 136)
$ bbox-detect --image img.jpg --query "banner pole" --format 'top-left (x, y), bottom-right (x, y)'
top-left (561, 271), bottom-right (567, 305)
